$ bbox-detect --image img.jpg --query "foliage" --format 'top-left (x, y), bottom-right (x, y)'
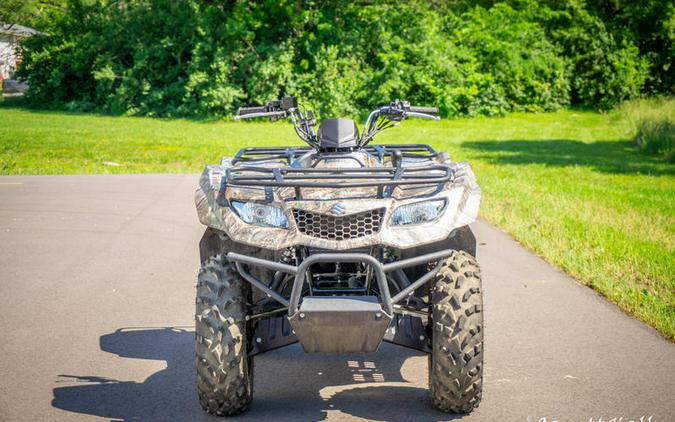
top-left (12, 0), bottom-right (660, 118)
top-left (618, 97), bottom-right (675, 162)
top-left (584, 0), bottom-right (675, 96)
top-left (448, 4), bottom-right (570, 113)
top-left (0, 0), bottom-right (68, 34)
top-left (525, 0), bottom-right (650, 110)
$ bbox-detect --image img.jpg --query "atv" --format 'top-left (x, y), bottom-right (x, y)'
top-left (194, 97), bottom-right (483, 415)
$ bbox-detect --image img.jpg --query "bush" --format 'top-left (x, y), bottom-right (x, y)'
top-left (14, 0), bottom-right (654, 118)
top-left (449, 3), bottom-right (570, 113)
top-left (619, 97), bottom-right (675, 162)
top-left (583, 0), bottom-right (675, 96)
top-left (492, 0), bottom-right (650, 110)
top-left (541, 2), bottom-right (649, 110)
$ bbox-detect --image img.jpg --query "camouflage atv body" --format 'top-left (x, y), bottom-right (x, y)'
top-left (194, 98), bottom-right (484, 416)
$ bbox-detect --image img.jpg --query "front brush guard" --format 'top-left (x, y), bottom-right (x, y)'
top-left (227, 249), bottom-right (452, 354)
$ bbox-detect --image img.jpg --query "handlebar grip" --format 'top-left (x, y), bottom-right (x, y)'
top-left (238, 106), bottom-right (267, 116)
top-left (409, 106), bottom-right (439, 116)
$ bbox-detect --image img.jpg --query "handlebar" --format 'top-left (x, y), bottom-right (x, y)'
top-left (407, 111), bottom-right (440, 120)
top-left (234, 97), bottom-right (318, 146)
top-left (234, 110), bottom-right (288, 120)
top-left (238, 106), bottom-right (267, 116)
top-left (409, 105), bottom-right (439, 116)
top-left (234, 97), bottom-right (439, 148)
top-left (235, 96), bottom-right (299, 120)
top-left (380, 101), bottom-right (440, 120)
top-left (359, 101), bottom-right (440, 146)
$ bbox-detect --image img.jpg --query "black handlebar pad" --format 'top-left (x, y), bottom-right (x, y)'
top-left (238, 106), bottom-right (267, 115)
top-left (409, 105), bottom-right (439, 116)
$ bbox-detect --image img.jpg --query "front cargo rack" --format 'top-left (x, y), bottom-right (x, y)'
top-left (223, 144), bottom-right (452, 199)
top-left (224, 165), bottom-right (452, 199)
top-left (232, 144), bottom-right (438, 165)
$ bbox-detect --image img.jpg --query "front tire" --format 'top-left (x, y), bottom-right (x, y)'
top-left (195, 254), bottom-right (253, 416)
top-left (429, 251), bottom-right (484, 413)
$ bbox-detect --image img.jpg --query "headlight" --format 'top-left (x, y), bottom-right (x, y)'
top-left (390, 199), bottom-right (446, 226)
top-left (231, 201), bottom-right (289, 228)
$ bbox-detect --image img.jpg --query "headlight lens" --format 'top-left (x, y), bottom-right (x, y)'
top-left (390, 199), bottom-right (446, 226)
top-left (231, 201), bottom-right (289, 228)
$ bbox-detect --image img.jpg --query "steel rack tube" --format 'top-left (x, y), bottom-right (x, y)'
top-left (382, 249), bottom-right (454, 272)
top-left (288, 253), bottom-right (393, 316)
top-left (234, 262), bottom-right (290, 308)
top-left (227, 252), bottom-right (298, 274)
top-left (228, 248), bottom-right (456, 316)
top-left (389, 260), bottom-right (444, 305)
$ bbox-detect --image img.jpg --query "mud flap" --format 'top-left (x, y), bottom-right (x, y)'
top-left (249, 314), bottom-right (298, 357)
top-left (288, 296), bottom-right (393, 353)
top-left (383, 313), bottom-right (431, 354)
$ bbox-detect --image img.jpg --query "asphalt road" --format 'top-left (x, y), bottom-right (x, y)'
top-left (0, 175), bottom-right (673, 422)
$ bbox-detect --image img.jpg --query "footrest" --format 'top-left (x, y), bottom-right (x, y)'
top-left (289, 296), bottom-right (393, 353)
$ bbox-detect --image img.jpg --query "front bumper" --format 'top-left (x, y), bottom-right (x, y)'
top-left (227, 249), bottom-right (453, 353)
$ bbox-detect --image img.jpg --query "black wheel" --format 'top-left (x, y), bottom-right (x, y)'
top-left (195, 252), bottom-right (253, 416)
top-left (429, 251), bottom-right (484, 413)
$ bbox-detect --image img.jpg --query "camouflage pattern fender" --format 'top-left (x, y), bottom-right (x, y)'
top-left (195, 155), bottom-right (481, 251)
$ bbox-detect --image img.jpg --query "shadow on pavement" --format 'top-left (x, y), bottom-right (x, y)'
top-left (52, 327), bottom-right (457, 422)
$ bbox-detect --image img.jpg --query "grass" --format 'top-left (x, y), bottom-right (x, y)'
top-left (617, 97), bottom-right (675, 163)
top-left (0, 104), bottom-right (673, 339)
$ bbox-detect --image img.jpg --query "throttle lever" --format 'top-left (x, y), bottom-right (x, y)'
top-left (406, 111), bottom-right (440, 121)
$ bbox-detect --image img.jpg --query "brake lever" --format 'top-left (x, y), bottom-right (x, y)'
top-left (233, 111), bottom-right (288, 120)
top-left (405, 112), bottom-right (441, 121)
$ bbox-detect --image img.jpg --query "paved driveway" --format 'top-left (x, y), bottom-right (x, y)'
top-left (0, 175), bottom-right (673, 421)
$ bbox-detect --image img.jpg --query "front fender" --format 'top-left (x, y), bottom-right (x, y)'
top-left (195, 162), bottom-right (482, 251)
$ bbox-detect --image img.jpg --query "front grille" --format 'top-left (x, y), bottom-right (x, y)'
top-left (293, 208), bottom-right (385, 241)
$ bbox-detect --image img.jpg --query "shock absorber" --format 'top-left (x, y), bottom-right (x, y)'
top-left (270, 247), bottom-right (295, 292)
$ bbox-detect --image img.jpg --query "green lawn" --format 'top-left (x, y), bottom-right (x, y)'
top-left (1, 106), bottom-right (673, 339)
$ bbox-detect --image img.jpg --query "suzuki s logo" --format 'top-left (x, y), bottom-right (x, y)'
top-left (330, 202), bottom-right (346, 216)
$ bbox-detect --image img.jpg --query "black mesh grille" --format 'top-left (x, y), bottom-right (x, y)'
top-left (293, 208), bottom-right (385, 240)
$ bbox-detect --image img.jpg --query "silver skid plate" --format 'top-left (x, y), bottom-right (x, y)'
top-left (288, 296), bottom-right (393, 353)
